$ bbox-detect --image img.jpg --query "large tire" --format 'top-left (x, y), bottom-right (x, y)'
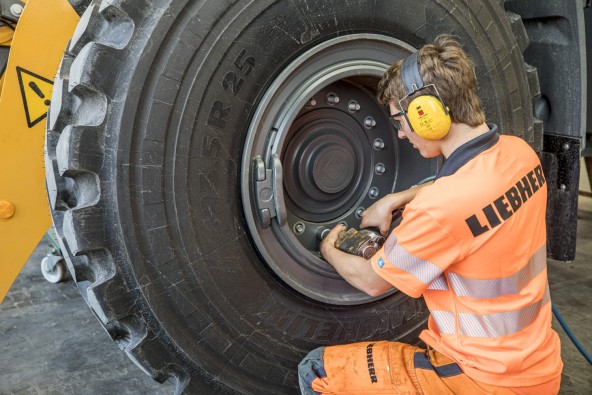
top-left (45, 0), bottom-right (541, 393)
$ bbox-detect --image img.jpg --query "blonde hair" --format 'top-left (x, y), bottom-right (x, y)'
top-left (377, 35), bottom-right (485, 127)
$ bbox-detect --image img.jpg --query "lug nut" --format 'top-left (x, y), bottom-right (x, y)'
top-left (356, 207), bottom-right (365, 218)
top-left (364, 116), bottom-right (376, 128)
top-left (375, 163), bottom-right (386, 175)
top-left (294, 222), bottom-right (305, 234)
top-left (369, 187), bottom-right (379, 198)
top-left (348, 101), bottom-right (361, 112)
top-left (327, 93), bottom-right (340, 105)
top-left (373, 139), bottom-right (385, 150)
top-left (316, 227), bottom-right (330, 240)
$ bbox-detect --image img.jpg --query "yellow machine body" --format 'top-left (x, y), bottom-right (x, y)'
top-left (0, 0), bottom-right (79, 302)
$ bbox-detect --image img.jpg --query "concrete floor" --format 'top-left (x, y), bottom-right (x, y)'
top-left (1, 195), bottom-right (591, 393)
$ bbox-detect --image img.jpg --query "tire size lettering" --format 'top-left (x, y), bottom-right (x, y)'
top-left (222, 72), bottom-right (244, 96)
top-left (222, 49), bottom-right (256, 97)
top-left (233, 49), bottom-right (256, 76)
top-left (200, 136), bottom-right (222, 158)
top-left (207, 100), bottom-right (231, 130)
top-left (207, 50), bottom-right (256, 131)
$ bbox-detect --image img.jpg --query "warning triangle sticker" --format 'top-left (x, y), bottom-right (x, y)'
top-left (16, 67), bottom-right (54, 128)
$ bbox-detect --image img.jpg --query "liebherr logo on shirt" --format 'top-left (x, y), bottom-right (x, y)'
top-left (465, 164), bottom-right (546, 237)
top-left (367, 343), bottom-right (378, 383)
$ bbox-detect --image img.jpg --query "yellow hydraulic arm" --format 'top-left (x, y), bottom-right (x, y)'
top-left (0, 0), bottom-right (79, 302)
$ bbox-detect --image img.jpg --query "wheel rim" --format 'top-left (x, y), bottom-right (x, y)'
top-left (241, 34), bottom-right (418, 305)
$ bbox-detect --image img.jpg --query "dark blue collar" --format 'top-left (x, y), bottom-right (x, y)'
top-left (435, 123), bottom-right (500, 180)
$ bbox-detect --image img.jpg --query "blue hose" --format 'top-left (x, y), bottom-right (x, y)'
top-left (552, 303), bottom-right (592, 365)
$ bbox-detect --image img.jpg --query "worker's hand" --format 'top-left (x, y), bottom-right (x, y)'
top-left (361, 184), bottom-right (433, 235)
top-left (360, 194), bottom-right (404, 236)
top-left (320, 224), bottom-right (346, 264)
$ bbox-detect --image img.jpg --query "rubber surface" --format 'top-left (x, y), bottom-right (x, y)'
top-left (45, 0), bottom-right (542, 393)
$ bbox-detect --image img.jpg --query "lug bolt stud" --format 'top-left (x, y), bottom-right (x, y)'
top-left (375, 163), bottom-right (386, 175)
top-left (364, 117), bottom-right (376, 128)
top-left (369, 187), bottom-right (379, 198)
top-left (348, 101), bottom-right (361, 112)
top-left (373, 139), bottom-right (385, 150)
top-left (327, 93), bottom-right (340, 105)
top-left (356, 207), bottom-right (365, 218)
top-left (563, 143), bottom-right (570, 151)
top-left (308, 98), bottom-right (317, 107)
top-left (294, 222), bottom-right (305, 234)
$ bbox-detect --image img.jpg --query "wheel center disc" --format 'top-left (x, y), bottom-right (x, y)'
top-left (283, 106), bottom-right (370, 222)
top-left (313, 146), bottom-right (354, 193)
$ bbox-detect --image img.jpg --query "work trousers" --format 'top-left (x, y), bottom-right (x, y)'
top-left (298, 341), bottom-right (560, 394)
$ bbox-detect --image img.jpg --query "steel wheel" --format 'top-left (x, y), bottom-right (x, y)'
top-left (242, 34), bottom-right (431, 304)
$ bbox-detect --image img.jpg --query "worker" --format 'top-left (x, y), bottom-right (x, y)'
top-left (298, 34), bottom-right (562, 394)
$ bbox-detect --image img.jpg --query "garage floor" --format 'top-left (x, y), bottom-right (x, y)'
top-left (1, 199), bottom-right (591, 393)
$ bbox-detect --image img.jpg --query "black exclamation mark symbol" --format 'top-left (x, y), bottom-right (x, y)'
top-left (29, 81), bottom-right (51, 106)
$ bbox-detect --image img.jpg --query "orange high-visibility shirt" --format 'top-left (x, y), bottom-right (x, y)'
top-left (371, 127), bottom-right (562, 388)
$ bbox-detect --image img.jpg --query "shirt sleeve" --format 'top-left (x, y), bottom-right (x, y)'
top-left (371, 205), bottom-right (461, 298)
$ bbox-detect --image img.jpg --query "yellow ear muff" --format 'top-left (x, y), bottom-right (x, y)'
top-left (407, 95), bottom-right (451, 140)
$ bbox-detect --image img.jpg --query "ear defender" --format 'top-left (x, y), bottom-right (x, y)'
top-left (399, 52), bottom-right (452, 140)
top-left (406, 95), bottom-right (451, 140)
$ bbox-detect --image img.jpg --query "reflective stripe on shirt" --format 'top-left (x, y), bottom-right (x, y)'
top-left (427, 274), bottom-right (449, 291)
top-left (448, 245), bottom-right (547, 298)
top-left (431, 284), bottom-right (551, 338)
top-left (384, 235), bottom-right (443, 284)
top-left (388, 238), bottom-right (546, 300)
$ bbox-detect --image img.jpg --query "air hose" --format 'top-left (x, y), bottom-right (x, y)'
top-left (552, 303), bottom-right (592, 365)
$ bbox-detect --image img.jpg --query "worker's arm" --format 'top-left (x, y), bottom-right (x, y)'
top-left (360, 182), bottom-right (433, 235)
top-left (320, 224), bottom-right (393, 297)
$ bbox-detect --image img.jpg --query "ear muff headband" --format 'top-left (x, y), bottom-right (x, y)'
top-left (399, 52), bottom-right (451, 140)
top-left (401, 52), bottom-right (425, 95)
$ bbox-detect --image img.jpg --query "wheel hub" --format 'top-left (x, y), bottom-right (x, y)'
top-left (283, 105), bottom-right (371, 222)
top-left (241, 34), bottom-right (423, 304)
